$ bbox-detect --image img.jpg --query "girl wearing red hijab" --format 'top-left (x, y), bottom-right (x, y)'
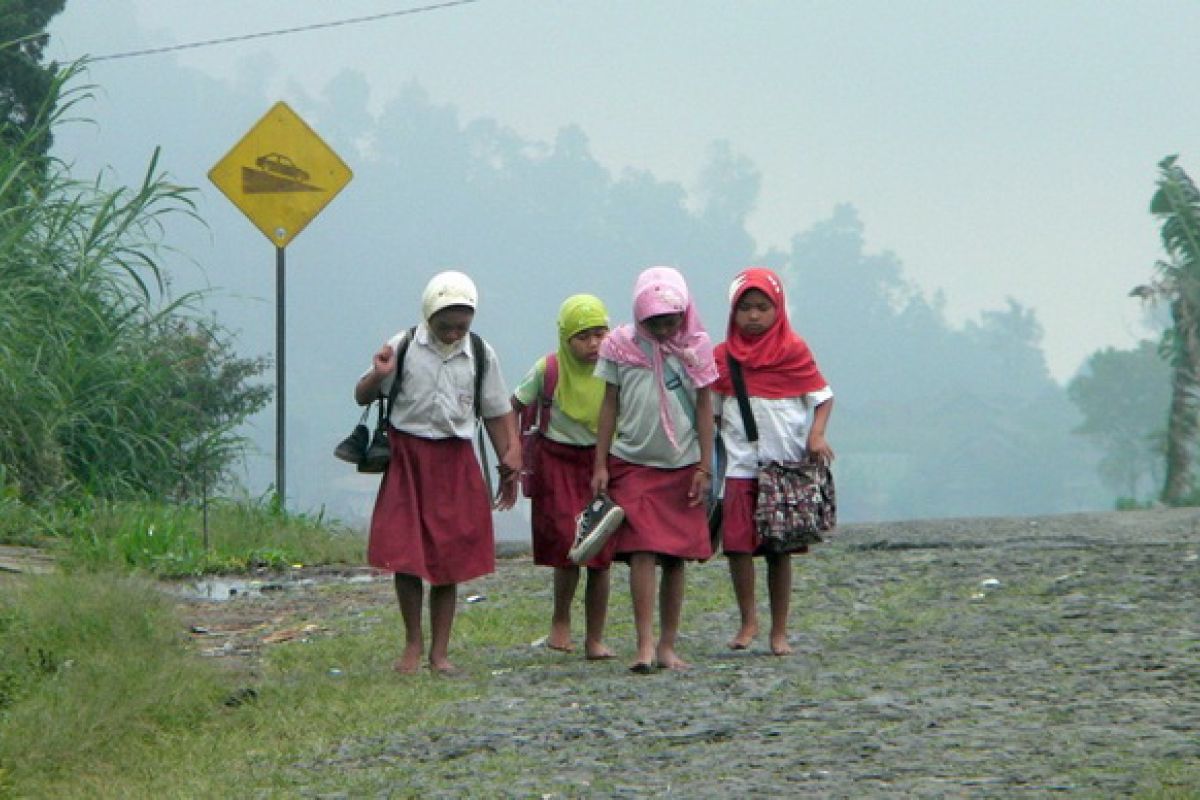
top-left (711, 267), bottom-right (835, 656)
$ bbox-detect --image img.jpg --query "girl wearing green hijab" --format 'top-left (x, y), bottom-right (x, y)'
top-left (511, 294), bottom-right (615, 660)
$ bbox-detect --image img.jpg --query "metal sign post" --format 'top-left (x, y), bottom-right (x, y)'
top-left (208, 102), bottom-right (352, 506)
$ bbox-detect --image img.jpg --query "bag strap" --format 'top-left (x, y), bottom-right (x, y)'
top-left (469, 332), bottom-right (494, 498)
top-left (469, 332), bottom-right (487, 419)
top-left (726, 353), bottom-right (758, 443)
top-left (384, 327), bottom-right (488, 419)
top-left (537, 353), bottom-right (558, 434)
top-left (383, 326), bottom-right (419, 421)
top-left (638, 338), bottom-right (697, 426)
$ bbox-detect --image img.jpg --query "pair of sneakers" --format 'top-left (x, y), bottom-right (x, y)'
top-left (568, 495), bottom-right (625, 564)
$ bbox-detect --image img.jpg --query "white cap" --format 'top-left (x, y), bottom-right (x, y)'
top-left (421, 270), bottom-right (478, 320)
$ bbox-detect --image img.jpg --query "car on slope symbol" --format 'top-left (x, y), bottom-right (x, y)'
top-left (255, 153), bottom-right (309, 182)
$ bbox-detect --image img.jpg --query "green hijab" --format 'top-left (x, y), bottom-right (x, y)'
top-left (554, 294), bottom-right (609, 432)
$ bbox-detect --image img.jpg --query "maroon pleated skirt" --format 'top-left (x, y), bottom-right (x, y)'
top-left (367, 428), bottom-right (494, 584)
top-left (721, 476), bottom-right (808, 556)
top-left (530, 437), bottom-right (614, 569)
top-left (606, 456), bottom-right (712, 561)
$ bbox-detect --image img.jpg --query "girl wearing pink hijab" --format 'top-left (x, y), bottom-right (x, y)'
top-left (591, 266), bottom-right (718, 672)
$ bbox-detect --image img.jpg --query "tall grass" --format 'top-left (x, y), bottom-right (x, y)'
top-left (0, 62), bottom-right (269, 503)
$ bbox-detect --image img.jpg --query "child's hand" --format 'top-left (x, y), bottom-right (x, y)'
top-left (590, 465), bottom-right (609, 499)
top-left (500, 446), bottom-right (522, 478)
top-left (493, 474), bottom-right (518, 510)
top-left (807, 432), bottom-right (834, 463)
top-left (687, 469), bottom-right (711, 507)
top-left (373, 344), bottom-right (396, 375)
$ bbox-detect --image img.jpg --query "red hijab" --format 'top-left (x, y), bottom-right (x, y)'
top-left (711, 267), bottom-right (827, 399)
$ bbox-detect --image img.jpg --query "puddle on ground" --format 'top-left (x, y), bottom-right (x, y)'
top-left (168, 571), bottom-right (382, 602)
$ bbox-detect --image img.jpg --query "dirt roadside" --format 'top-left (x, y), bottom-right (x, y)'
top-left (186, 508), bottom-right (1200, 797)
top-left (5, 508), bottom-right (1198, 797)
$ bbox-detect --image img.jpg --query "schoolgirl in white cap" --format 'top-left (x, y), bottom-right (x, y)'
top-left (355, 270), bottom-right (520, 675)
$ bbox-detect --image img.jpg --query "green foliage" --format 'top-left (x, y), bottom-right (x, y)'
top-left (1068, 341), bottom-right (1169, 501)
top-left (0, 0), bottom-right (67, 159)
top-left (1137, 155), bottom-right (1200, 504)
top-left (0, 573), bottom-right (230, 791)
top-left (0, 65), bottom-right (271, 501)
top-left (0, 495), bottom-right (364, 576)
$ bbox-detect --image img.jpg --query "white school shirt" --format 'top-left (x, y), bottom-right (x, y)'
top-left (594, 355), bottom-right (700, 468)
top-left (512, 358), bottom-right (596, 446)
top-left (363, 323), bottom-right (511, 440)
top-left (716, 387), bottom-right (834, 479)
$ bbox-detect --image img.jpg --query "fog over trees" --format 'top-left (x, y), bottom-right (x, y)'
top-left (48, 48), bottom-right (1123, 530)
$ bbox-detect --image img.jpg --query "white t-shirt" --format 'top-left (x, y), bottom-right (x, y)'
top-left (716, 387), bottom-right (834, 479)
top-left (362, 323), bottom-right (511, 440)
top-left (594, 355), bottom-right (699, 468)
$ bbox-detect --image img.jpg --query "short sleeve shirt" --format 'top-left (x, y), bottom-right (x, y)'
top-left (715, 386), bottom-right (834, 478)
top-left (512, 358), bottom-right (596, 446)
top-left (594, 355), bottom-right (699, 468)
top-left (365, 323), bottom-right (511, 440)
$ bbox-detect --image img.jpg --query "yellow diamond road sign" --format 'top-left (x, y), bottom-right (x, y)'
top-left (208, 101), bottom-right (352, 248)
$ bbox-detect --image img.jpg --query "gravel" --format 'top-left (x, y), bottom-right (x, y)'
top-left (274, 508), bottom-right (1200, 798)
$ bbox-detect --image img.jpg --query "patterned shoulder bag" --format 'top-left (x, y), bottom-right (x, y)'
top-left (727, 354), bottom-right (835, 553)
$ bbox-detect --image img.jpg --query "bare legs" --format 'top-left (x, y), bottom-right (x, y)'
top-left (765, 554), bottom-right (793, 655)
top-left (548, 565), bottom-right (613, 659)
top-left (392, 573), bottom-right (459, 674)
top-left (727, 552), bottom-right (794, 655)
top-left (727, 553), bottom-right (759, 649)
top-left (629, 552), bottom-right (688, 670)
top-left (548, 567), bottom-right (580, 652)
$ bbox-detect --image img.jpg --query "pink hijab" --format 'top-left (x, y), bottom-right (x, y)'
top-left (599, 266), bottom-right (718, 446)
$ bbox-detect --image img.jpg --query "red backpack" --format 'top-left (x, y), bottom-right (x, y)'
top-left (518, 354), bottom-right (559, 498)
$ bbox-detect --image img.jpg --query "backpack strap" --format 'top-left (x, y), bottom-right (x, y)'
top-left (470, 332), bottom-right (487, 419)
top-left (537, 353), bottom-right (558, 433)
top-left (383, 326), bottom-right (419, 422)
top-left (385, 327), bottom-right (488, 418)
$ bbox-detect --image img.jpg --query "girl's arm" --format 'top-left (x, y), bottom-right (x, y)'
top-left (688, 387), bottom-right (714, 507)
top-left (590, 383), bottom-right (619, 498)
top-left (807, 396), bottom-right (834, 462)
top-left (484, 411), bottom-right (522, 510)
top-left (354, 343), bottom-right (396, 405)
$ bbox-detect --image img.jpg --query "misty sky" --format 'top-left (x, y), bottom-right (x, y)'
top-left (47, 0), bottom-right (1200, 382)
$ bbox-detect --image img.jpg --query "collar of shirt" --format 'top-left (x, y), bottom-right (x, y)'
top-left (415, 322), bottom-right (475, 363)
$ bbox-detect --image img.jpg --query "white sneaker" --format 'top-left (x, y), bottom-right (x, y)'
top-left (568, 496), bottom-right (625, 564)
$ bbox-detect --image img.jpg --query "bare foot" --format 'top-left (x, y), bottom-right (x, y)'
top-left (584, 643), bottom-right (614, 661)
top-left (547, 623), bottom-right (574, 653)
top-left (429, 658), bottom-right (460, 676)
top-left (727, 622), bottom-right (758, 650)
top-left (634, 643), bottom-right (656, 670)
top-left (655, 648), bottom-right (690, 671)
top-left (770, 634), bottom-right (792, 656)
top-left (393, 646), bottom-right (422, 674)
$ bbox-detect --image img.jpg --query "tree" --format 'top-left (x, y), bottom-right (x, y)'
top-left (1068, 342), bottom-right (1170, 501)
top-left (0, 0), bottom-right (67, 159)
top-left (1132, 155), bottom-right (1200, 504)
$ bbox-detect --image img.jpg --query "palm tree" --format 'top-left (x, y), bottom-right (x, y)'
top-left (1132, 155), bottom-right (1200, 504)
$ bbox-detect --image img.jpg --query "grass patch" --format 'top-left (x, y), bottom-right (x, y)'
top-left (0, 564), bottom-right (547, 798)
top-left (0, 496), bottom-right (364, 577)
